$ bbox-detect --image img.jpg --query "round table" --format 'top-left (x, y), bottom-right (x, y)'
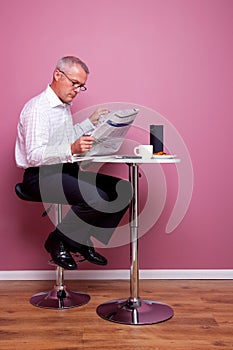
top-left (92, 155), bottom-right (180, 325)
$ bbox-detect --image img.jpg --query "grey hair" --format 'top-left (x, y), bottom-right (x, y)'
top-left (56, 56), bottom-right (90, 74)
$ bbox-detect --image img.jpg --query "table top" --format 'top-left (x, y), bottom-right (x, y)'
top-left (91, 155), bottom-right (181, 164)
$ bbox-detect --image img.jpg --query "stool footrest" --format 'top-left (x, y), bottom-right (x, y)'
top-left (72, 253), bottom-right (86, 263)
top-left (47, 253), bottom-right (86, 268)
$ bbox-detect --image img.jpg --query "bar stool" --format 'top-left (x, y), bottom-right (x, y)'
top-left (15, 183), bottom-right (90, 309)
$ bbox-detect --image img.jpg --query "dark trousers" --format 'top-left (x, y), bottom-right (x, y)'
top-left (23, 163), bottom-right (132, 247)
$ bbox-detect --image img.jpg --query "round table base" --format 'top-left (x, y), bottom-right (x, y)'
top-left (30, 286), bottom-right (90, 309)
top-left (96, 298), bottom-right (174, 325)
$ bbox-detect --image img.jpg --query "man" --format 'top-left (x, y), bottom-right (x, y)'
top-left (15, 56), bottom-right (132, 270)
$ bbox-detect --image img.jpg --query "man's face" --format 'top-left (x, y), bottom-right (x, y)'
top-left (54, 64), bottom-right (88, 104)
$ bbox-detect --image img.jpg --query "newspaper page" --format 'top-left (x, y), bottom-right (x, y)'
top-left (86, 108), bottom-right (139, 156)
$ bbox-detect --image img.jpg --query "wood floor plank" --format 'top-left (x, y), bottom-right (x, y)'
top-left (0, 280), bottom-right (232, 349)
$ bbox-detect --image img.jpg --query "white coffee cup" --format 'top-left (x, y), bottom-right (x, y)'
top-left (134, 144), bottom-right (153, 158)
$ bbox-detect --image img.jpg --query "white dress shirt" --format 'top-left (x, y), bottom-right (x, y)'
top-left (15, 85), bottom-right (95, 168)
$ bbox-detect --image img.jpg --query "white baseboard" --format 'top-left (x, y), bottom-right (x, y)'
top-left (0, 269), bottom-right (232, 280)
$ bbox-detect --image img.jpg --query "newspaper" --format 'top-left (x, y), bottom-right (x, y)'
top-left (86, 108), bottom-right (139, 156)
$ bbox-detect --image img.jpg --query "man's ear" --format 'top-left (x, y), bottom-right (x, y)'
top-left (54, 69), bottom-right (61, 82)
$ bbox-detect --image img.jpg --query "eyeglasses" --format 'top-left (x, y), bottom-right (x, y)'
top-left (58, 69), bottom-right (87, 91)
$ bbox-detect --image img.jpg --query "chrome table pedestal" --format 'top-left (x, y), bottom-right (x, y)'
top-left (96, 163), bottom-right (174, 324)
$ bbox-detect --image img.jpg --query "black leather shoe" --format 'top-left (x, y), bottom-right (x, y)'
top-left (71, 240), bottom-right (107, 266)
top-left (44, 234), bottom-right (77, 270)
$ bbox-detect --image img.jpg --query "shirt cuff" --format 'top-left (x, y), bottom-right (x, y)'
top-left (59, 144), bottom-right (73, 163)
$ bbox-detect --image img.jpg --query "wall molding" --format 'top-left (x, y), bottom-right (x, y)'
top-left (0, 269), bottom-right (232, 280)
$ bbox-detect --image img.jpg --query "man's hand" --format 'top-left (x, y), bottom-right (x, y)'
top-left (71, 136), bottom-right (94, 155)
top-left (89, 107), bottom-right (110, 126)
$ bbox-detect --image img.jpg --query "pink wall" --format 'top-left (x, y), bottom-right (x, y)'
top-left (1, 0), bottom-right (233, 271)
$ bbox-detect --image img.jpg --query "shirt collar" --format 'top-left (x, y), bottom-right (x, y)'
top-left (45, 85), bottom-right (67, 108)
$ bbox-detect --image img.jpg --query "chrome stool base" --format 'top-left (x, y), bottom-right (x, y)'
top-left (30, 264), bottom-right (90, 310)
top-left (30, 285), bottom-right (90, 309)
top-left (96, 297), bottom-right (173, 325)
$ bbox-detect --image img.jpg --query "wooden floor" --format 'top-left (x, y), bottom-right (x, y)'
top-left (0, 279), bottom-right (232, 350)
